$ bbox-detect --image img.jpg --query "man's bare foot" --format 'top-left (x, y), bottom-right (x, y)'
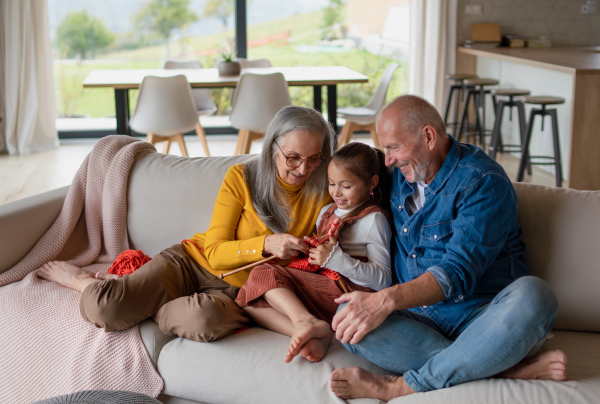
top-left (299, 332), bottom-right (333, 362)
top-left (37, 261), bottom-right (98, 292)
top-left (284, 317), bottom-right (331, 363)
top-left (330, 367), bottom-right (414, 400)
top-left (499, 349), bottom-right (567, 381)
top-left (95, 272), bottom-right (120, 281)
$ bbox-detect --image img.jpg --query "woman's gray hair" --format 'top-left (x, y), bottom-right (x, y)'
top-left (243, 106), bottom-right (334, 233)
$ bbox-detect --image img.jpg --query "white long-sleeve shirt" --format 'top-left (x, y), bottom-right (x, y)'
top-left (316, 204), bottom-right (392, 291)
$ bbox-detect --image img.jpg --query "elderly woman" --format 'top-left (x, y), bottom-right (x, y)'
top-left (37, 106), bottom-right (334, 342)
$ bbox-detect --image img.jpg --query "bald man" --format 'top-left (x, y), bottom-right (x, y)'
top-left (329, 95), bottom-right (567, 400)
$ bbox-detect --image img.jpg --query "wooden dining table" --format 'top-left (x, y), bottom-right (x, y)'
top-left (82, 66), bottom-right (369, 135)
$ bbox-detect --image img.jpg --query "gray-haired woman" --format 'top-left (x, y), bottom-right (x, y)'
top-left (38, 106), bottom-right (334, 342)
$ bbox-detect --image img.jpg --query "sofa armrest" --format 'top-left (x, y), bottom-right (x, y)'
top-left (0, 186), bottom-right (68, 274)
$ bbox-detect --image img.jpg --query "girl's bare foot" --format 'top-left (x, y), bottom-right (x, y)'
top-left (330, 367), bottom-right (414, 400)
top-left (299, 331), bottom-right (333, 362)
top-left (37, 261), bottom-right (99, 292)
top-left (499, 349), bottom-right (567, 381)
top-left (95, 272), bottom-right (121, 281)
top-left (284, 317), bottom-right (331, 363)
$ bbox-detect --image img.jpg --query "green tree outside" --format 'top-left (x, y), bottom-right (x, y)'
top-left (56, 11), bottom-right (115, 59)
top-left (134, 0), bottom-right (199, 58)
top-left (203, 0), bottom-right (234, 31)
top-left (322, 0), bottom-right (346, 40)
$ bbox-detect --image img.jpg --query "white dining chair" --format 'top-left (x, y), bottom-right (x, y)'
top-left (163, 60), bottom-right (217, 156)
top-left (130, 75), bottom-right (201, 157)
top-left (336, 62), bottom-right (399, 150)
top-left (229, 58), bottom-right (273, 107)
top-left (229, 72), bottom-right (292, 155)
top-left (237, 58), bottom-right (272, 69)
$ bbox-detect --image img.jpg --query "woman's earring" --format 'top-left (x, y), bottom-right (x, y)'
top-left (370, 190), bottom-right (374, 196)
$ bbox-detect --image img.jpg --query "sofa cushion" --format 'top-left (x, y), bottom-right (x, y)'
top-left (0, 186), bottom-right (68, 274)
top-left (513, 182), bottom-right (600, 332)
top-left (388, 330), bottom-right (600, 404)
top-left (127, 152), bottom-right (253, 256)
top-left (157, 327), bottom-right (388, 404)
top-left (139, 319), bottom-right (177, 368)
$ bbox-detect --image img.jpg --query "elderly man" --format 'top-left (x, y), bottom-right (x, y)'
top-left (329, 95), bottom-right (567, 400)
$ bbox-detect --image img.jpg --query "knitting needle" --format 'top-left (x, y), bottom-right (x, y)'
top-left (219, 255), bottom-right (276, 279)
top-left (338, 278), bottom-right (350, 294)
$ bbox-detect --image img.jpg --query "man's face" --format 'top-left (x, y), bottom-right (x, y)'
top-left (378, 120), bottom-right (431, 183)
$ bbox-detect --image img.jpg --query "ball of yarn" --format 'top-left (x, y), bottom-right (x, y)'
top-left (107, 249), bottom-right (152, 277)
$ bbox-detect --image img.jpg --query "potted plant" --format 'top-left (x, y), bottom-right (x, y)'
top-left (217, 46), bottom-right (241, 76)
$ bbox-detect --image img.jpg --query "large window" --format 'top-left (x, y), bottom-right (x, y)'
top-left (247, 0), bottom-right (409, 110)
top-left (48, 0), bottom-right (409, 134)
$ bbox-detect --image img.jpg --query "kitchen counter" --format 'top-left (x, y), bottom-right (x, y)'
top-left (459, 46), bottom-right (600, 73)
top-left (457, 46), bottom-right (600, 190)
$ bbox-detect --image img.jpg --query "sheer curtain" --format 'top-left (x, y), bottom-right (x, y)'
top-left (0, 0), bottom-right (58, 155)
top-left (409, 0), bottom-right (457, 112)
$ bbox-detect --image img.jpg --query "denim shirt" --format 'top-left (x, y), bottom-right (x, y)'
top-left (391, 135), bottom-right (529, 338)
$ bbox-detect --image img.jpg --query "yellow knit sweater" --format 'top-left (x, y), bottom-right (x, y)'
top-left (183, 164), bottom-right (330, 287)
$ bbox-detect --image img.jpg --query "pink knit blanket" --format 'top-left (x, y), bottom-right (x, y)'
top-left (0, 136), bottom-right (164, 403)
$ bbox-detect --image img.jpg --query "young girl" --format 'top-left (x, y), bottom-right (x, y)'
top-left (235, 142), bottom-right (392, 363)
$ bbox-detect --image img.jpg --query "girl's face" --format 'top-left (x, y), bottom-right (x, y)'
top-left (327, 161), bottom-right (376, 210)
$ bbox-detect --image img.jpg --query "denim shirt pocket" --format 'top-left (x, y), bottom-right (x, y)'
top-left (420, 221), bottom-right (453, 249)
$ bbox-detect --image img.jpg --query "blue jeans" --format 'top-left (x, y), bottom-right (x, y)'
top-left (339, 276), bottom-right (558, 392)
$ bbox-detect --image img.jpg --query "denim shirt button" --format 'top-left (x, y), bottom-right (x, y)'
top-left (403, 228), bottom-right (408, 233)
top-left (458, 295), bottom-right (464, 300)
top-left (412, 254), bottom-right (417, 258)
top-left (423, 305), bottom-right (428, 308)
top-left (399, 205), bottom-right (403, 210)
top-left (434, 235), bottom-right (438, 239)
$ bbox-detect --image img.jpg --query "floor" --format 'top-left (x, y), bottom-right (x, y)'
top-left (0, 133), bottom-right (557, 206)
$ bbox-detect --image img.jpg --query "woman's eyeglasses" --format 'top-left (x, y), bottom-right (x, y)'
top-left (274, 141), bottom-right (324, 169)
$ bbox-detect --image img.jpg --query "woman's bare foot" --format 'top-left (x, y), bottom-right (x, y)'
top-left (330, 367), bottom-right (414, 400)
top-left (95, 272), bottom-right (121, 281)
top-left (499, 349), bottom-right (567, 381)
top-left (284, 317), bottom-right (331, 363)
top-left (37, 261), bottom-right (99, 292)
top-left (299, 331), bottom-right (333, 362)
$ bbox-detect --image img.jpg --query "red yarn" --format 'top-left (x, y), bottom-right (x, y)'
top-left (287, 257), bottom-right (341, 281)
top-left (107, 249), bottom-right (152, 277)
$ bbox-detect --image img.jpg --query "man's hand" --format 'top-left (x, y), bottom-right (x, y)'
top-left (307, 235), bottom-right (337, 266)
top-left (331, 290), bottom-right (393, 345)
top-left (263, 234), bottom-right (309, 260)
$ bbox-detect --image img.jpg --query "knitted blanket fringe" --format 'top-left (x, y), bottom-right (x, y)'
top-left (0, 135), bottom-right (164, 403)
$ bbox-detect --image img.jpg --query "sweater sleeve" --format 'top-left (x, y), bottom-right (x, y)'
top-left (203, 165), bottom-right (268, 270)
top-left (323, 212), bottom-right (392, 291)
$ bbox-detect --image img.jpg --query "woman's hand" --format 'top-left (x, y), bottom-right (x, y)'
top-left (307, 235), bottom-right (337, 266)
top-left (263, 233), bottom-right (309, 260)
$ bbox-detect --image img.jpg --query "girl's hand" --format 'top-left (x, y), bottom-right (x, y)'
top-left (263, 234), bottom-right (309, 260)
top-left (308, 235), bottom-right (338, 266)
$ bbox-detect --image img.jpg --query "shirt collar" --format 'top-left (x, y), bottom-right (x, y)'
top-left (424, 134), bottom-right (461, 195)
top-left (278, 176), bottom-right (304, 194)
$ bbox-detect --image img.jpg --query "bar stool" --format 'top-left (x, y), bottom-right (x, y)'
top-left (488, 88), bottom-right (531, 174)
top-left (516, 96), bottom-right (565, 187)
top-left (443, 73), bottom-right (478, 136)
top-left (456, 77), bottom-right (499, 148)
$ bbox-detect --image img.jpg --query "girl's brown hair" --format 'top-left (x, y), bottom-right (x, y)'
top-left (330, 142), bottom-right (391, 219)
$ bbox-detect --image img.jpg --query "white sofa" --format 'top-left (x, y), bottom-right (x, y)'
top-left (1, 148), bottom-right (599, 404)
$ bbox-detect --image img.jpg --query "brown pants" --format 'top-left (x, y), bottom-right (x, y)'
top-left (79, 244), bottom-right (250, 342)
